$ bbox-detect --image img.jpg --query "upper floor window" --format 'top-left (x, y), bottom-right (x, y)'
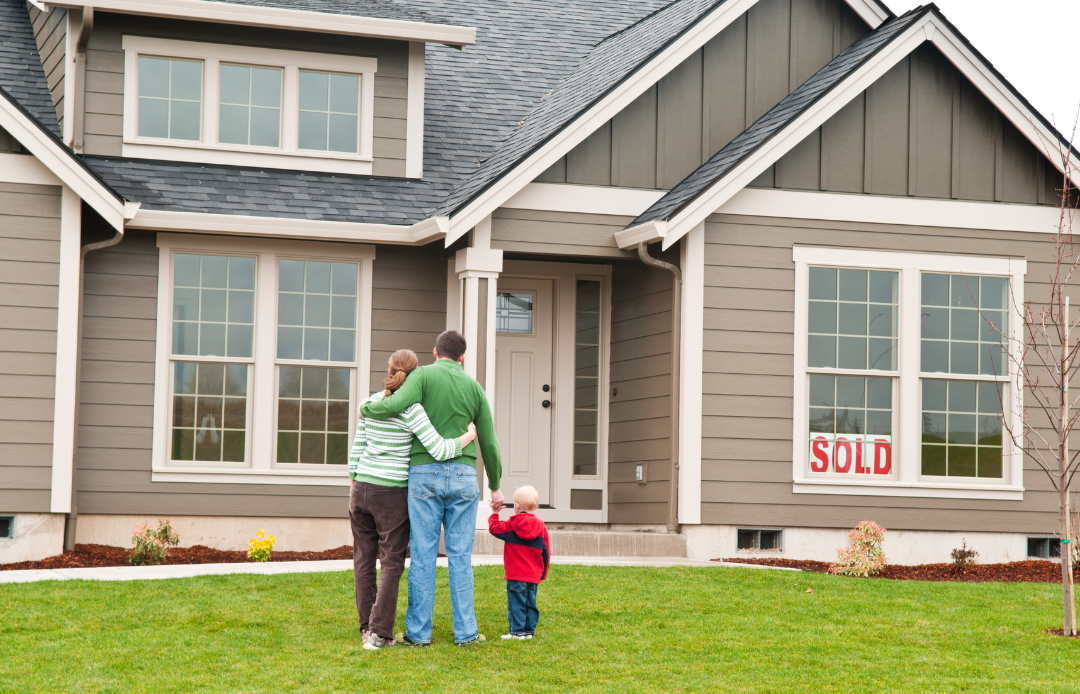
top-left (123, 37), bottom-right (376, 175)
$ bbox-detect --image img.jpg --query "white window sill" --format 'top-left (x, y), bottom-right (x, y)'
top-left (152, 467), bottom-right (350, 486)
top-left (122, 140), bottom-right (373, 175)
top-left (793, 479), bottom-right (1024, 500)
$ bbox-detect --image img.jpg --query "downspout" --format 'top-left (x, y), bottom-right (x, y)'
top-left (71, 6), bottom-right (94, 154)
top-left (63, 216), bottom-right (124, 551)
top-left (638, 242), bottom-right (681, 534)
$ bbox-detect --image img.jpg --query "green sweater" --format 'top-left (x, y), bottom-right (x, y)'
top-left (360, 359), bottom-right (502, 490)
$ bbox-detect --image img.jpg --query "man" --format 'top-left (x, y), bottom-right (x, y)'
top-left (360, 329), bottom-right (503, 646)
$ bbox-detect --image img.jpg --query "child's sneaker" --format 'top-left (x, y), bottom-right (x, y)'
top-left (363, 634), bottom-right (397, 650)
top-left (455, 634), bottom-right (487, 646)
top-left (394, 633), bottom-right (429, 648)
top-left (501, 633), bottom-right (533, 640)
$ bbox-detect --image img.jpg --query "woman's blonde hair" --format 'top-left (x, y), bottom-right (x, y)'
top-left (383, 349), bottom-right (418, 397)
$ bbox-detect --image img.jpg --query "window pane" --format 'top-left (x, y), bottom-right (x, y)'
top-left (332, 262), bottom-right (358, 296)
top-left (921, 378), bottom-right (1004, 478)
top-left (277, 366), bottom-right (351, 464)
top-left (251, 67), bottom-right (282, 108)
top-left (329, 74), bottom-right (359, 114)
top-left (218, 104), bottom-right (249, 145)
top-left (951, 275), bottom-right (978, 308)
top-left (138, 97), bottom-right (169, 138)
top-left (250, 107), bottom-right (280, 148)
top-left (921, 273), bottom-right (1008, 375)
top-left (299, 110), bottom-right (328, 150)
top-left (497, 293), bottom-right (534, 334)
top-left (807, 335), bottom-right (836, 368)
top-left (574, 280), bottom-right (601, 476)
top-left (171, 362), bottom-right (247, 462)
top-left (807, 266), bottom-right (897, 372)
top-left (220, 64), bottom-right (250, 105)
top-left (809, 267), bottom-right (837, 300)
top-left (172, 254), bottom-right (255, 358)
top-left (170, 60), bottom-right (202, 101)
top-left (328, 113), bottom-right (358, 153)
top-left (299, 70), bottom-right (329, 111)
top-left (838, 269), bottom-right (867, 302)
top-left (170, 100), bottom-right (201, 140)
top-left (139, 58), bottom-right (202, 141)
top-left (806, 375), bottom-right (893, 475)
top-left (278, 259), bottom-right (357, 363)
top-left (808, 301), bottom-right (836, 334)
top-left (922, 273), bottom-right (949, 307)
top-left (139, 57), bottom-right (170, 98)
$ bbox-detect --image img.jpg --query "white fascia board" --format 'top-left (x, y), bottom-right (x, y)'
top-left (717, 187), bottom-right (1068, 234)
top-left (127, 208), bottom-right (448, 245)
top-left (0, 152), bottom-right (62, 185)
top-left (659, 15), bottom-right (933, 251)
top-left (444, 0), bottom-right (761, 244)
top-left (614, 220), bottom-right (667, 249)
top-left (504, 182), bottom-right (665, 217)
top-left (0, 94), bottom-right (131, 230)
top-left (44, 0), bottom-right (477, 45)
top-left (844, 0), bottom-right (890, 28)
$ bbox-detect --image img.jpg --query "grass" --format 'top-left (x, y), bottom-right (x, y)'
top-left (2, 565), bottom-right (1078, 693)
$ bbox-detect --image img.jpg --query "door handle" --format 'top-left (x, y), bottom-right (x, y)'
top-left (542, 384), bottom-right (550, 392)
top-left (542, 400), bottom-right (551, 408)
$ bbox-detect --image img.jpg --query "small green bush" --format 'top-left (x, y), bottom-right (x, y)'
top-left (128, 520), bottom-right (181, 566)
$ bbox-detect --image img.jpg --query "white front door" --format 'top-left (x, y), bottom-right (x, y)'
top-left (494, 278), bottom-right (554, 506)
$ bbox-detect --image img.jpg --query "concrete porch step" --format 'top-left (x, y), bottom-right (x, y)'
top-left (474, 530), bottom-right (686, 558)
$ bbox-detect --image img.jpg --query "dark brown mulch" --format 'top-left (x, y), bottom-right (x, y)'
top-left (1047, 628), bottom-right (1080, 637)
top-left (0, 544), bottom-right (353, 572)
top-left (719, 556), bottom-right (1080, 583)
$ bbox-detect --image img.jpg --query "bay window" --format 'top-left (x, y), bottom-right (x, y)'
top-left (153, 234), bottom-right (373, 484)
top-left (123, 37), bottom-right (376, 174)
top-left (793, 247), bottom-right (1025, 499)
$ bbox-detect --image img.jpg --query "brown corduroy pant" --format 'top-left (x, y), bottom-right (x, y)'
top-left (349, 480), bottom-right (410, 639)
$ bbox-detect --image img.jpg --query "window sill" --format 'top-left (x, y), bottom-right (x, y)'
top-left (152, 467), bottom-right (350, 486)
top-left (792, 479), bottom-right (1024, 500)
top-left (122, 140), bottom-right (374, 175)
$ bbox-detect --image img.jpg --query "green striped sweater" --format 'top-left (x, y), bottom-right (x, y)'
top-left (348, 392), bottom-right (463, 487)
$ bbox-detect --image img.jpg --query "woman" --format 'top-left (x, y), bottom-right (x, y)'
top-left (348, 348), bottom-right (476, 651)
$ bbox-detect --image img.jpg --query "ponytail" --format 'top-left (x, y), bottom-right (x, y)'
top-left (383, 349), bottom-right (419, 397)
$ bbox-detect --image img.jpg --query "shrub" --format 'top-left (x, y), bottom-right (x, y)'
top-left (951, 539), bottom-right (979, 569)
top-left (247, 528), bottom-right (276, 563)
top-left (128, 520), bottom-right (180, 566)
top-left (829, 521), bottom-right (887, 577)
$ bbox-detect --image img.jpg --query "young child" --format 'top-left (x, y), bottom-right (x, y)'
top-left (488, 485), bottom-right (550, 640)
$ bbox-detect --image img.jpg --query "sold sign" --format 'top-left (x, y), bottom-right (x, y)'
top-left (809, 434), bottom-right (891, 475)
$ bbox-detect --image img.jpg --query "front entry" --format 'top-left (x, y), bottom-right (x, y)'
top-left (494, 278), bottom-right (554, 506)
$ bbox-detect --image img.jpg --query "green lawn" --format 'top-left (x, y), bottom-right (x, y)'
top-left (2, 565), bottom-right (1077, 693)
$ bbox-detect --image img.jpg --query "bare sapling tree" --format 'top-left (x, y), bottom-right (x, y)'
top-left (979, 124), bottom-right (1080, 636)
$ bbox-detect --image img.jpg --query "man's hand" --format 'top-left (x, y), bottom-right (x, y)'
top-left (356, 403), bottom-right (365, 419)
top-left (490, 489), bottom-right (505, 512)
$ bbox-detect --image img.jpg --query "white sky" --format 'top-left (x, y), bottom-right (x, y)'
top-left (887, 0), bottom-right (1080, 138)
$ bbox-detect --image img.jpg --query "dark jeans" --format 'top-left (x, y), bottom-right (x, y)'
top-left (349, 481), bottom-right (409, 639)
top-left (507, 580), bottom-right (539, 635)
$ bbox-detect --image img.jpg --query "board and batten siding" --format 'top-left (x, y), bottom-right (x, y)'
top-left (0, 182), bottom-right (62, 513)
top-left (538, 0), bottom-right (868, 190)
top-left (608, 256), bottom-right (676, 524)
top-left (27, 2), bottom-right (67, 133)
top-left (82, 13), bottom-right (410, 176)
top-left (368, 243), bottom-right (447, 393)
top-left (491, 208), bottom-right (636, 260)
top-left (0, 126), bottom-right (23, 152)
top-left (701, 214), bottom-right (1074, 533)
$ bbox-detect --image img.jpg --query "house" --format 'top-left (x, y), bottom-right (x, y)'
top-left (1, 0), bottom-right (1076, 565)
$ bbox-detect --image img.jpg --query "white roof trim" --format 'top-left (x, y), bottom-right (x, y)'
top-left (504, 182), bottom-right (664, 216)
top-left (631, 12), bottom-right (1080, 251)
top-left (44, 0), bottom-right (477, 45)
top-left (127, 208), bottom-right (448, 244)
top-left (0, 93), bottom-right (134, 230)
top-left (845, 0), bottom-right (890, 28)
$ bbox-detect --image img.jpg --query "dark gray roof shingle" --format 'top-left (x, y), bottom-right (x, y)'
top-left (214, 0), bottom-right (452, 26)
top-left (627, 6), bottom-right (931, 229)
top-left (0, 0), bottom-right (61, 137)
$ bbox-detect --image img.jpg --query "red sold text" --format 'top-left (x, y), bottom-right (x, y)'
top-left (809, 434), bottom-right (892, 475)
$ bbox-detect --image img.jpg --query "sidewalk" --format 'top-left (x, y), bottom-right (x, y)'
top-left (0, 555), bottom-right (796, 585)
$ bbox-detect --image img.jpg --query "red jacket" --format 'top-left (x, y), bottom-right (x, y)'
top-left (488, 512), bottom-right (550, 584)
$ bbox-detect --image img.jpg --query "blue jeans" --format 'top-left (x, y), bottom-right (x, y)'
top-left (406, 462), bottom-right (481, 644)
top-left (507, 580), bottom-right (539, 635)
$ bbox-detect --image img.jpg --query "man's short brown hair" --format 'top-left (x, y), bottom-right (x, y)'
top-left (435, 330), bottom-right (467, 361)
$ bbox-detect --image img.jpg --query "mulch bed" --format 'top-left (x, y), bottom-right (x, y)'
top-left (719, 557), bottom-right (1080, 583)
top-left (0, 544), bottom-right (353, 572)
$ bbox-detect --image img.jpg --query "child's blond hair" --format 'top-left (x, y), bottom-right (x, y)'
top-left (513, 485), bottom-right (539, 511)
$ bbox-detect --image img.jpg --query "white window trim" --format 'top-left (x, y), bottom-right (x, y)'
top-left (792, 247), bottom-right (1027, 500)
top-left (122, 37), bottom-right (377, 175)
top-left (152, 233), bottom-right (374, 485)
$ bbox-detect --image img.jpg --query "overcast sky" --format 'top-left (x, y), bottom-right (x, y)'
top-left (887, 0), bottom-right (1080, 138)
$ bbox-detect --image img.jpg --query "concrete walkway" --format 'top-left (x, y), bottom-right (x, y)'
top-left (0, 555), bottom-right (796, 585)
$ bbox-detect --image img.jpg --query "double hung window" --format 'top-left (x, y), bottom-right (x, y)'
top-left (794, 248), bottom-right (1025, 499)
top-left (155, 235), bottom-right (374, 483)
top-left (123, 37), bottom-right (376, 174)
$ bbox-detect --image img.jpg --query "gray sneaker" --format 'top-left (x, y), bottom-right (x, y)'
top-left (363, 633), bottom-right (398, 650)
top-left (455, 634), bottom-right (487, 646)
top-left (501, 633), bottom-right (532, 640)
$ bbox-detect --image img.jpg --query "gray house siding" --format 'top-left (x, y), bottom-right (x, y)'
top-left (701, 213), bottom-right (1067, 533)
top-left (82, 12), bottom-right (410, 176)
top-left (765, 44), bottom-right (1062, 204)
top-left (608, 255), bottom-right (676, 524)
top-left (491, 208), bottom-right (636, 259)
top-left (0, 126), bottom-right (23, 152)
top-left (538, 0), bottom-right (868, 190)
top-left (27, 2), bottom-right (66, 133)
top-left (0, 182), bottom-right (61, 513)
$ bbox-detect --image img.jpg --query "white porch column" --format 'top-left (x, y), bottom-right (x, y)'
top-left (679, 222), bottom-right (704, 525)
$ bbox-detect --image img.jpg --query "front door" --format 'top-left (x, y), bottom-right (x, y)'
top-left (494, 278), bottom-right (554, 506)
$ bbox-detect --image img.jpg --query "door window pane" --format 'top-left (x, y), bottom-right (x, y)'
top-left (921, 379), bottom-right (1004, 478)
top-left (298, 71), bottom-right (360, 153)
top-left (138, 57), bottom-right (202, 141)
top-left (172, 254), bottom-right (255, 358)
top-left (171, 362), bottom-right (247, 462)
top-left (277, 260), bottom-right (358, 362)
top-left (921, 273), bottom-right (1009, 375)
top-left (807, 375), bottom-right (893, 476)
top-left (496, 293), bottom-right (534, 335)
top-left (573, 280), bottom-right (601, 476)
top-left (276, 366), bottom-right (351, 464)
top-left (219, 64), bottom-right (282, 147)
top-left (808, 268), bottom-right (898, 370)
